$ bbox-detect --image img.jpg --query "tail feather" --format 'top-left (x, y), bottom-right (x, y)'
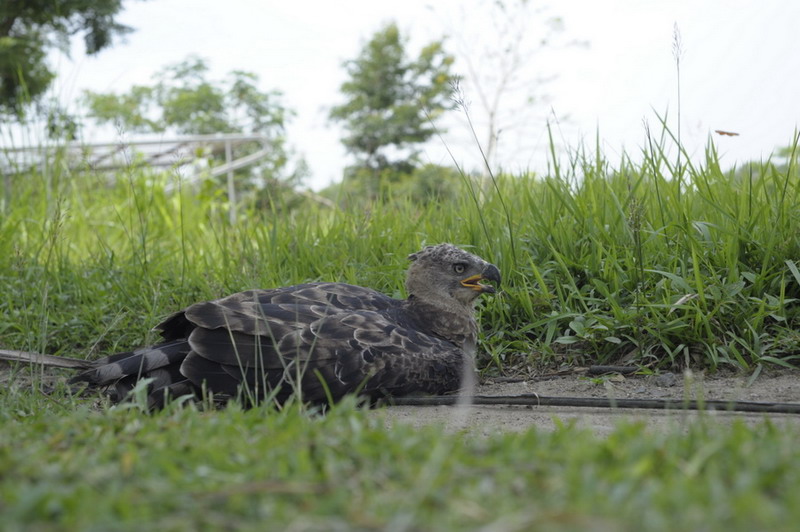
top-left (147, 380), bottom-right (197, 410)
top-left (1, 346), bottom-right (197, 411)
top-left (70, 340), bottom-right (190, 387)
top-left (0, 349), bottom-right (92, 370)
top-left (112, 364), bottom-right (188, 401)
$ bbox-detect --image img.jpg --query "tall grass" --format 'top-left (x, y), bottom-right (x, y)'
top-left (487, 127), bottom-right (800, 371)
top-left (1, 126), bottom-right (799, 373)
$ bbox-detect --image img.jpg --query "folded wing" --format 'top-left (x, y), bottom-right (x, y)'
top-left (71, 282), bottom-right (464, 406)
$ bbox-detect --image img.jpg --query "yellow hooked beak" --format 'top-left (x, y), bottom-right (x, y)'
top-left (459, 264), bottom-right (501, 294)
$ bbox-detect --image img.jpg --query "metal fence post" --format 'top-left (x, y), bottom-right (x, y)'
top-left (225, 139), bottom-right (236, 224)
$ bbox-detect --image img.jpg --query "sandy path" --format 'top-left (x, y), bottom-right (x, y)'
top-left (5, 361), bottom-right (800, 435)
top-left (376, 370), bottom-right (800, 436)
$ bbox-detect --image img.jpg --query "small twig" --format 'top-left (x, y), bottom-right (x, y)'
top-left (488, 366), bottom-right (641, 383)
top-left (388, 394), bottom-right (800, 415)
top-left (486, 376), bottom-right (528, 384)
top-left (584, 365), bottom-right (641, 376)
top-left (0, 349), bottom-right (92, 369)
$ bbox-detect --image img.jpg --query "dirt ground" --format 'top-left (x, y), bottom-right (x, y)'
top-left (376, 369), bottom-right (800, 436)
top-left (4, 361), bottom-right (800, 436)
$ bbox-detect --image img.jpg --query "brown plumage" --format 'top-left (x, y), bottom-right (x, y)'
top-left (1, 244), bottom-right (500, 408)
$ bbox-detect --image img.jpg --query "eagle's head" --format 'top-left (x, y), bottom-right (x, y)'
top-left (405, 244), bottom-right (501, 307)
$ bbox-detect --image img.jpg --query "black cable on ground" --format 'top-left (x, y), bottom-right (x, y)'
top-left (388, 394), bottom-right (800, 415)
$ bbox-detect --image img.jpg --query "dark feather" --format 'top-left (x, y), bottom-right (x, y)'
top-left (70, 340), bottom-right (190, 386)
top-left (4, 244), bottom-right (500, 408)
top-left (179, 352), bottom-right (243, 397)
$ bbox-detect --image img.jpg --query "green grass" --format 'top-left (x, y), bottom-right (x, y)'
top-left (2, 389), bottom-right (800, 531)
top-left (2, 129), bottom-right (799, 372)
top-left (2, 128), bottom-right (800, 530)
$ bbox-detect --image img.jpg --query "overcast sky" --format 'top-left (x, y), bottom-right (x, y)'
top-left (49, 0), bottom-right (800, 189)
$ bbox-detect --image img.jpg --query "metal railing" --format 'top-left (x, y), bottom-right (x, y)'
top-left (1, 133), bottom-right (273, 223)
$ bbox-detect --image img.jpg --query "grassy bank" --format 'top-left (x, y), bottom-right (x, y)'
top-left (1, 390), bottom-right (800, 531)
top-left (2, 132), bottom-right (800, 530)
top-left (2, 133), bottom-right (799, 372)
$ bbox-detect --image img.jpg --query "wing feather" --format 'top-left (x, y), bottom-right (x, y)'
top-left (179, 352), bottom-right (242, 397)
top-left (179, 305), bottom-right (465, 402)
top-left (70, 340), bottom-right (190, 387)
top-left (74, 273), bottom-right (478, 407)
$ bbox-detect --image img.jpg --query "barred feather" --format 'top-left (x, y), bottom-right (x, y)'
top-left (2, 244), bottom-right (500, 408)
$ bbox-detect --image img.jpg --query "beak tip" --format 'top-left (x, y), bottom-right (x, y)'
top-left (484, 264), bottom-right (502, 287)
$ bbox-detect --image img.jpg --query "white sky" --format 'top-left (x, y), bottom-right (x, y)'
top-left (48, 0), bottom-right (800, 190)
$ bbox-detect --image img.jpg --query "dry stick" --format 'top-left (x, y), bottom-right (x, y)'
top-left (585, 365), bottom-right (640, 375)
top-left (388, 394), bottom-right (800, 415)
top-left (0, 349), bottom-right (91, 369)
top-left (489, 366), bottom-right (641, 383)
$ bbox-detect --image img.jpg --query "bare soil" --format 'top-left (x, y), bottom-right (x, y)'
top-left (377, 369), bottom-right (800, 436)
top-left (5, 362), bottom-right (800, 436)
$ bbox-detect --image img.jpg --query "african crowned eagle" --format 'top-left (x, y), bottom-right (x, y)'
top-left (3, 244), bottom-right (501, 407)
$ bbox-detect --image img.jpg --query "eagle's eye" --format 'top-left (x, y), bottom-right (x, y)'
top-left (453, 263), bottom-right (467, 274)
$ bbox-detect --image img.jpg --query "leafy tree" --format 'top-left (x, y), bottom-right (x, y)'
top-left (321, 163), bottom-right (466, 209)
top-left (84, 56), bottom-right (287, 137)
top-left (329, 22), bottom-right (456, 190)
top-left (83, 56), bottom-right (298, 183)
top-left (0, 0), bottom-right (132, 115)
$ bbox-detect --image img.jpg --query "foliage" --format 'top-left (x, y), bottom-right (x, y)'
top-left (0, 0), bottom-right (131, 115)
top-left (776, 140), bottom-right (800, 170)
top-left (2, 62), bottom-right (800, 531)
top-left (83, 56), bottom-right (305, 193)
top-left (323, 163), bottom-right (467, 207)
top-left (329, 22), bottom-right (456, 192)
top-left (84, 56), bottom-right (287, 137)
top-left (1, 126), bottom-right (799, 373)
top-left (3, 131), bottom-right (800, 531)
top-left (2, 390), bottom-right (800, 531)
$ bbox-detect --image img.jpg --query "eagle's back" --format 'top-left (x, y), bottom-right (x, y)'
top-left (71, 282), bottom-right (468, 406)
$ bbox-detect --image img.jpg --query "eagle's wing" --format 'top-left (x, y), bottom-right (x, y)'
top-left (179, 305), bottom-right (466, 404)
top-left (297, 309), bottom-right (466, 400)
top-left (156, 283), bottom-right (395, 340)
top-left (73, 283), bottom-right (453, 405)
top-left (56, 243), bottom-right (498, 408)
